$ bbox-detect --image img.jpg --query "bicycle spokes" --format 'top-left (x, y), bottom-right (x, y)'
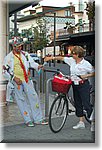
top-left (55, 97), bottom-right (66, 116)
top-left (49, 95), bottom-right (68, 133)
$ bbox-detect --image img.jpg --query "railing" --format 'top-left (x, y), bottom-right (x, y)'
top-left (50, 23), bottom-right (94, 40)
top-left (43, 68), bottom-right (60, 117)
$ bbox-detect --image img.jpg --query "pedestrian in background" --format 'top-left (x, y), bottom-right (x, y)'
top-left (44, 45), bottom-right (95, 129)
top-left (3, 37), bottom-right (48, 127)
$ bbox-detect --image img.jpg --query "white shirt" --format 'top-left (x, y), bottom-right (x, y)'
top-left (64, 57), bottom-right (94, 82)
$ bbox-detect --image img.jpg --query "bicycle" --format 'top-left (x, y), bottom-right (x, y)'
top-left (48, 70), bottom-right (95, 133)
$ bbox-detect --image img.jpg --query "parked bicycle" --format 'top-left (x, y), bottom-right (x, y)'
top-left (48, 69), bottom-right (95, 133)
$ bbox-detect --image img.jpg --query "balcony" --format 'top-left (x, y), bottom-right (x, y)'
top-left (50, 23), bottom-right (94, 40)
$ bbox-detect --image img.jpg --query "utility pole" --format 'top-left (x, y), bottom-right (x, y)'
top-left (14, 13), bottom-right (17, 36)
top-left (53, 12), bottom-right (56, 67)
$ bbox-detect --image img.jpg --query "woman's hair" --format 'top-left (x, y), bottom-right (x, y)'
top-left (71, 46), bottom-right (85, 58)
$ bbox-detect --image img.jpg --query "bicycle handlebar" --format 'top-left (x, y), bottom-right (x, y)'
top-left (44, 68), bottom-right (71, 79)
top-left (44, 68), bottom-right (60, 74)
top-left (43, 68), bottom-right (87, 80)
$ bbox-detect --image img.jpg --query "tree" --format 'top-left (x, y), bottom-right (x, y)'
top-left (9, 30), bottom-right (14, 39)
top-left (9, 29), bottom-right (20, 39)
top-left (33, 18), bottom-right (50, 52)
top-left (21, 28), bottom-right (33, 38)
top-left (85, 1), bottom-right (95, 31)
top-left (64, 22), bottom-right (74, 32)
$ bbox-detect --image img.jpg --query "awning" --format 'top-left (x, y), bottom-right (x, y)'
top-left (9, 0), bottom-right (41, 16)
top-left (49, 31), bottom-right (95, 46)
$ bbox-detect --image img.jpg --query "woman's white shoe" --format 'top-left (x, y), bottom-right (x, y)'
top-left (73, 122), bottom-right (85, 129)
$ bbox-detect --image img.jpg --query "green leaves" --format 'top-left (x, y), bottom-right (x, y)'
top-left (33, 18), bottom-right (50, 51)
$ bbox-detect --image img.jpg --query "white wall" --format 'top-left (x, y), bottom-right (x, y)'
top-left (0, 1), bottom-right (8, 72)
top-left (42, 46), bottom-right (60, 57)
top-left (18, 19), bottom-right (37, 33)
top-left (0, 0), bottom-right (8, 106)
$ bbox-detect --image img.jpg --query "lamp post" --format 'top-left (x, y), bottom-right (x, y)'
top-left (14, 13), bottom-right (17, 36)
top-left (53, 12), bottom-right (56, 67)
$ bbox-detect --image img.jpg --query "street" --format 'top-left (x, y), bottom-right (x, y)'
top-left (1, 103), bottom-right (94, 143)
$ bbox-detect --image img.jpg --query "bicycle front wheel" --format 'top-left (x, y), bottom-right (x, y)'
top-left (49, 94), bottom-right (68, 133)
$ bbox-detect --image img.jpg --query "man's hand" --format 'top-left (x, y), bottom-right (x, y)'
top-left (13, 77), bottom-right (22, 85)
top-left (3, 65), bottom-right (7, 70)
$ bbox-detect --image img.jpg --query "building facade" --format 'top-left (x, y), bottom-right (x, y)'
top-left (15, 0), bottom-right (94, 57)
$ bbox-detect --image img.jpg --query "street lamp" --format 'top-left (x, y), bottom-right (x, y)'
top-left (53, 12), bottom-right (56, 67)
top-left (14, 13), bottom-right (17, 36)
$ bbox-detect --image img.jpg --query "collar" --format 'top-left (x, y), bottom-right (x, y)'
top-left (79, 58), bottom-right (84, 64)
top-left (76, 58), bottom-right (84, 64)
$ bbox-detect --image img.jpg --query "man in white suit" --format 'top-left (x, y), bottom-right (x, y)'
top-left (3, 37), bottom-right (48, 126)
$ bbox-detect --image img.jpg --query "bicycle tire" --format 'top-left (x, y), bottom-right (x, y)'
top-left (49, 94), bottom-right (68, 133)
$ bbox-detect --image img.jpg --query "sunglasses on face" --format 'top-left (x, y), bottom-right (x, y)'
top-left (71, 52), bottom-right (77, 55)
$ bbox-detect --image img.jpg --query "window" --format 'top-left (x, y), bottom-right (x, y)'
top-left (65, 10), bottom-right (71, 16)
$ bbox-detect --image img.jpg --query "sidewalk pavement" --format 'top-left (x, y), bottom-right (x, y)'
top-left (0, 94), bottom-right (95, 143)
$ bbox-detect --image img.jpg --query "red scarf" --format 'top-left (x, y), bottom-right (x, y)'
top-left (13, 51), bottom-right (28, 83)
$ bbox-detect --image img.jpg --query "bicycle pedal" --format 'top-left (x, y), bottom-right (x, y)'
top-left (69, 109), bottom-right (75, 113)
top-left (69, 109), bottom-right (72, 113)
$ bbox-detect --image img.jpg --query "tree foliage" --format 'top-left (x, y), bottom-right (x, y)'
top-left (21, 28), bottom-right (33, 38)
top-left (33, 18), bottom-right (50, 51)
top-left (85, 1), bottom-right (95, 30)
top-left (85, 1), bottom-right (95, 21)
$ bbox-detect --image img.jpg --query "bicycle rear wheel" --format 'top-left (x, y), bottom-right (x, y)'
top-left (49, 94), bottom-right (68, 133)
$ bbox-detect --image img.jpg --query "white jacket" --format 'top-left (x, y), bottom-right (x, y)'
top-left (3, 51), bottom-right (39, 82)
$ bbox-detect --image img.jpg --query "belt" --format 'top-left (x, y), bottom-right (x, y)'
top-left (72, 79), bottom-right (88, 85)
